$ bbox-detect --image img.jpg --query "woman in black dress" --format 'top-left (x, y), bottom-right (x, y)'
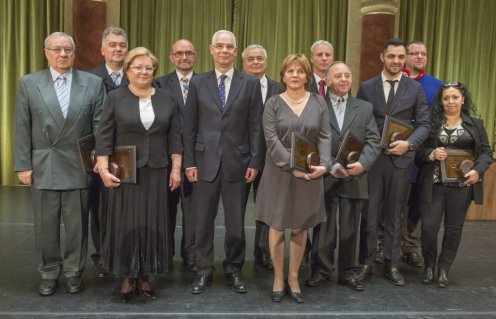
top-left (416, 82), bottom-right (492, 287)
top-left (95, 47), bottom-right (182, 302)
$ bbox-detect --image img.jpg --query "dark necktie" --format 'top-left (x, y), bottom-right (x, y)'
top-left (386, 80), bottom-right (398, 111)
top-left (181, 77), bottom-right (189, 104)
top-left (318, 79), bottom-right (326, 97)
top-left (219, 75), bottom-right (227, 108)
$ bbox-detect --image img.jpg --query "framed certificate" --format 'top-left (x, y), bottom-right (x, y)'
top-left (290, 132), bottom-right (319, 173)
top-left (336, 130), bottom-right (363, 165)
top-left (440, 149), bottom-right (475, 183)
top-left (380, 115), bottom-right (414, 149)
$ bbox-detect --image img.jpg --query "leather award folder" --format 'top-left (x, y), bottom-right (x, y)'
top-left (336, 130), bottom-right (363, 165)
top-left (77, 134), bottom-right (137, 183)
top-left (290, 132), bottom-right (319, 173)
top-left (380, 115), bottom-right (414, 149)
top-left (440, 149), bottom-right (475, 183)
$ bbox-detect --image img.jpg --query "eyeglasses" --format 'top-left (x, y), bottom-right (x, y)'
top-left (129, 65), bottom-right (155, 73)
top-left (172, 51), bottom-right (196, 58)
top-left (407, 52), bottom-right (427, 57)
top-left (441, 82), bottom-right (464, 89)
top-left (46, 47), bottom-right (74, 54)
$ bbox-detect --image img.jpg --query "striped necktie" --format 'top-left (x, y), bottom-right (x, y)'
top-left (56, 75), bottom-right (69, 118)
top-left (181, 77), bottom-right (189, 104)
top-left (111, 72), bottom-right (120, 86)
top-left (219, 75), bottom-right (227, 108)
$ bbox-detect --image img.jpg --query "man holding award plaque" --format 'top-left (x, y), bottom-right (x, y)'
top-left (356, 39), bottom-right (430, 286)
top-left (306, 62), bottom-right (381, 291)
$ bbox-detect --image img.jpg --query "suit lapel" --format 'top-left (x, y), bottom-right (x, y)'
top-left (340, 97), bottom-right (358, 136)
top-left (374, 78), bottom-right (387, 114)
top-left (327, 100), bottom-right (341, 133)
top-left (224, 70), bottom-right (242, 113)
top-left (38, 70), bottom-right (65, 128)
top-left (205, 71), bottom-right (224, 113)
top-left (170, 75), bottom-right (185, 107)
top-left (389, 75), bottom-right (408, 114)
top-left (55, 70), bottom-right (86, 143)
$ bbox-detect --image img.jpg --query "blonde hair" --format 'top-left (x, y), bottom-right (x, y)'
top-left (123, 47), bottom-right (159, 76)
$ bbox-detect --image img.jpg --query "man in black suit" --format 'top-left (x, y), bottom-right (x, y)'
top-left (154, 39), bottom-right (198, 272)
top-left (356, 39), bottom-right (430, 286)
top-left (307, 40), bottom-right (334, 98)
top-left (87, 26), bottom-right (129, 277)
top-left (307, 61), bottom-right (381, 291)
top-left (183, 30), bottom-right (264, 295)
top-left (241, 44), bottom-right (282, 271)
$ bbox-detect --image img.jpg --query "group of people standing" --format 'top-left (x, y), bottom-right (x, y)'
top-left (13, 26), bottom-right (492, 305)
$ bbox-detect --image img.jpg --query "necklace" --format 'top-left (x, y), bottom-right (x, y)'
top-left (284, 92), bottom-right (308, 104)
top-left (129, 85), bottom-right (153, 99)
top-left (444, 118), bottom-right (462, 129)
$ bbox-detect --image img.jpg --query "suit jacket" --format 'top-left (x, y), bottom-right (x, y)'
top-left (306, 74), bottom-right (330, 104)
top-left (416, 113), bottom-right (493, 205)
top-left (356, 74), bottom-right (430, 169)
top-left (183, 69), bottom-right (264, 182)
top-left (14, 68), bottom-right (105, 190)
top-left (88, 63), bottom-right (129, 93)
top-left (95, 87), bottom-right (182, 168)
top-left (324, 94), bottom-right (382, 199)
top-left (266, 76), bottom-right (282, 103)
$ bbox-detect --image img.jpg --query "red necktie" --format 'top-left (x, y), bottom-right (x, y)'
top-left (318, 80), bottom-right (326, 97)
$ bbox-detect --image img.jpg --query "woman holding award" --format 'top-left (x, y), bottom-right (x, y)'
top-left (95, 47), bottom-right (182, 302)
top-left (416, 82), bottom-right (492, 287)
top-left (255, 54), bottom-right (331, 303)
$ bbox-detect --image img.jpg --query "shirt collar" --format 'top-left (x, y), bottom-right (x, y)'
top-left (314, 73), bottom-right (325, 84)
top-left (260, 74), bottom-right (267, 88)
top-left (105, 64), bottom-right (123, 77)
top-left (381, 71), bottom-right (402, 83)
top-left (215, 68), bottom-right (234, 80)
top-left (329, 92), bottom-right (348, 105)
top-left (49, 67), bottom-right (73, 82)
top-left (176, 71), bottom-right (193, 81)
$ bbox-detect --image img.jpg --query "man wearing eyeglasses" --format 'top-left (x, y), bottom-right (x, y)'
top-left (14, 32), bottom-right (105, 296)
top-left (183, 30), bottom-right (264, 295)
top-left (154, 39), bottom-right (198, 273)
top-left (400, 40), bottom-right (443, 268)
top-left (87, 26), bottom-right (129, 279)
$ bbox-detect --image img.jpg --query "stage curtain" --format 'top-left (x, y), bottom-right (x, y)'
top-left (233, 0), bottom-right (348, 80)
top-left (120, 0), bottom-right (232, 76)
top-left (400, 0), bottom-right (496, 148)
top-left (0, 0), bottom-right (64, 186)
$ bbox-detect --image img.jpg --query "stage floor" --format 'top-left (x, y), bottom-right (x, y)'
top-left (0, 185), bottom-right (495, 318)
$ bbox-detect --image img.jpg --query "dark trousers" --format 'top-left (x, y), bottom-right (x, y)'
top-left (89, 174), bottom-right (108, 265)
top-left (249, 173), bottom-right (270, 261)
top-left (31, 188), bottom-right (89, 279)
top-left (193, 169), bottom-right (248, 275)
top-left (361, 154), bottom-right (412, 267)
top-left (421, 184), bottom-right (472, 270)
top-left (401, 182), bottom-right (421, 254)
top-left (167, 167), bottom-right (196, 260)
top-left (312, 189), bottom-right (362, 278)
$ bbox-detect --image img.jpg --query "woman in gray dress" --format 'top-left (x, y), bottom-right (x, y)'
top-left (255, 54), bottom-right (332, 303)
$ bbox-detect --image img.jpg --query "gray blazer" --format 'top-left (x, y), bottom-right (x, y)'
top-left (14, 68), bottom-right (105, 190)
top-left (324, 94), bottom-right (382, 199)
top-left (183, 69), bottom-right (264, 182)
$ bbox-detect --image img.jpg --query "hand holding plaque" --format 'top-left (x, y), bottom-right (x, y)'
top-left (439, 149), bottom-right (475, 183)
top-left (290, 132), bottom-right (320, 173)
top-left (336, 130), bottom-right (363, 166)
top-left (380, 115), bottom-right (413, 150)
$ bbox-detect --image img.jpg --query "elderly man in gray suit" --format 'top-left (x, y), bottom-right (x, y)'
top-left (306, 61), bottom-right (381, 291)
top-left (14, 32), bottom-right (105, 296)
top-left (183, 30), bottom-right (264, 295)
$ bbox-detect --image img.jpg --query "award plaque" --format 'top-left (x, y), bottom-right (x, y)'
top-left (336, 130), bottom-right (363, 165)
top-left (380, 115), bottom-right (414, 149)
top-left (290, 132), bottom-right (319, 173)
top-left (77, 134), bottom-right (137, 183)
top-left (440, 149), bottom-right (475, 183)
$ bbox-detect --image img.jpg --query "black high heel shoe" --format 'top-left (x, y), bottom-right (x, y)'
top-left (271, 282), bottom-right (285, 302)
top-left (139, 275), bottom-right (156, 299)
top-left (120, 278), bottom-right (137, 303)
top-left (285, 280), bottom-right (304, 303)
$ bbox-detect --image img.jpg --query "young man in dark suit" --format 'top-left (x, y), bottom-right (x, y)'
top-left (183, 30), bottom-right (264, 295)
top-left (356, 38), bottom-right (430, 286)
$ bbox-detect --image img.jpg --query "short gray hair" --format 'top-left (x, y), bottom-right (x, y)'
top-left (310, 40), bottom-right (333, 55)
top-left (44, 32), bottom-right (75, 50)
top-left (101, 26), bottom-right (128, 47)
top-left (241, 44), bottom-right (267, 60)
top-left (211, 30), bottom-right (237, 48)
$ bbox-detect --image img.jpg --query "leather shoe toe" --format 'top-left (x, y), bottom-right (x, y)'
top-left (191, 274), bottom-right (212, 295)
top-left (305, 273), bottom-right (330, 287)
top-left (338, 277), bottom-right (364, 291)
top-left (227, 273), bottom-right (247, 293)
top-left (384, 267), bottom-right (405, 286)
top-left (286, 283), bottom-right (304, 303)
top-left (66, 276), bottom-right (83, 294)
top-left (403, 252), bottom-right (423, 268)
top-left (271, 290), bottom-right (285, 302)
top-left (422, 266), bottom-right (434, 284)
top-left (39, 278), bottom-right (57, 296)
top-left (355, 265), bottom-right (373, 280)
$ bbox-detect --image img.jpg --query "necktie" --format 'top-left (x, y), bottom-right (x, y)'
top-left (335, 97), bottom-right (345, 130)
top-left (55, 75), bottom-right (69, 118)
top-left (318, 79), bottom-right (326, 97)
top-left (111, 72), bottom-right (120, 86)
top-left (181, 77), bottom-right (189, 104)
top-left (219, 75), bottom-right (227, 108)
top-left (386, 80), bottom-right (398, 111)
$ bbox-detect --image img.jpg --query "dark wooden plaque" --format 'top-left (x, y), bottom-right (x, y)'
top-left (440, 149), bottom-right (475, 183)
top-left (336, 130), bottom-right (363, 165)
top-left (77, 134), bottom-right (96, 173)
top-left (380, 115), bottom-right (414, 149)
top-left (290, 132), bottom-right (319, 173)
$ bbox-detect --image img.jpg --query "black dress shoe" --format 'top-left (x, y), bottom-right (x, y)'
top-left (66, 276), bottom-right (83, 294)
top-left (438, 269), bottom-right (449, 288)
top-left (305, 272), bottom-right (330, 287)
top-left (355, 265), bottom-right (373, 280)
top-left (286, 282), bottom-right (304, 303)
top-left (227, 273), bottom-right (247, 293)
top-left (271, 290), bottom-right (285, 302)
top-left (338, 277), bottom-right (364, 291)
top-left (375, 249), bottom-right (385, 264)
top-left (38, 278), bottom-right (57, 296)
top-left (403, 252), bottom-right (423, 267)
top-left (191, 274), bottom-right (212, 295)
top-left (95, 264), bottom-right (106, 278)
top-left (384, 266), bottom-right (405, 286)
top-left (422, 266), bottom-right (434, 284)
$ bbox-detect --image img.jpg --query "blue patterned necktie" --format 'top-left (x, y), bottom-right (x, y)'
top-left (55, 75), bottom-right (69, 118)
top-left (181, 77), bottom-right (189, 104)
top-left (111, 71), bottom-right (120, 86)
top-left (219, 74), bottom-right (227, 108)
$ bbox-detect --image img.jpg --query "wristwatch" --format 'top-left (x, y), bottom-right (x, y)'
top-left (407, 141), bottom-right (415, 152)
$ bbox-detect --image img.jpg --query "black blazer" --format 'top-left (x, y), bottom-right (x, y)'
top-left (183, 69), bottom-right (264, 182)
top-left (416, 113), bottom-right (493, 204)
top-left (88, 63), bottom-right (129, 93)
top-left (95, 87), bottom-right (182, 168)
